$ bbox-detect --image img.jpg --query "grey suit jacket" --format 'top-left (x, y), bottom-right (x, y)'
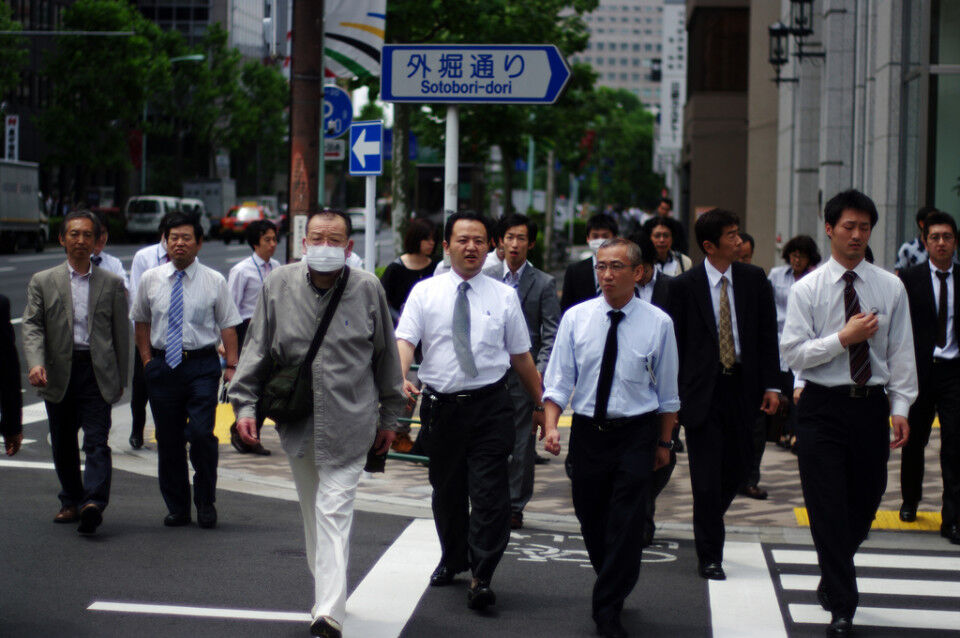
top-left (483, 262), bottom-right (560, 373)
top-left (22, 262), bottom-right (130, 404)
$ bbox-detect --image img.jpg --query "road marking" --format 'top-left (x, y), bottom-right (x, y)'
top-left (88, 602), bottom-right (310, 622)
top-left (794, 507), bottom-right (942, 531)
top-left (772, 549), bottom-right (960, 572)
top-left (0, 460), bottom-right (60, 470)
top-left (0, 266), bottom-right (14, 272)
top-left (1, 253), bottom-right (64, 263)
top-left (23, 402), bottom-right (47, 425)
top-left (708, 541), bottom-right (787, 638)
top-left (788, 604), bottom-right (960, 631)
top-left (11, 317), bottom-right (22, 325)
top-left (344, 518), bottom-right (441, 637)
top-left (780, 573), bottom-right (960, 598)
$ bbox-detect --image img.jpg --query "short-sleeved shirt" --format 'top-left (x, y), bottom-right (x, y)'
top-left (130, 259), bottom-right (241, 350)
top-left (396, 270), bottom-right (531, 393)
top-left (227, 253), bottom-right (280, 321)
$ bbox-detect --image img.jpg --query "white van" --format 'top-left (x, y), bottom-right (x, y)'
top-left (125, 196), bottom-right (210, 241)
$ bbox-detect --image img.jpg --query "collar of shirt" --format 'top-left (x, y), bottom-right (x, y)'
top-left (824, 256), bottom-right (870, 285)
top-left (67, 261), bottom-right (92, 280)
top-left (156, 241), bottom-right (169, 263)
top-left (252, 253), bottom-right (270, 269)
top-left (704, 258), bottom-right (731, 288)
top-left (929, 259), bottom-right (953, 276)
top-left (658, 251), bottom-right (675, 265)
top-left (502, 260), bottom-right (528, 281)
top-left (638, 268), bottom-right (658, 290)
top-left (161, 258), bottom-right (199, 281)
top-left (600, 295), bottom-right (640, 319)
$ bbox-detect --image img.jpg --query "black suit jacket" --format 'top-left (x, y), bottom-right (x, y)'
top-left (561, 256), bottom-right (598, 313)
top-left (900, 263), bottom-right (960, 390)
top-left (0, 294), bottom-right (22, 438)
top-left (649, 272), bottom-right (671, 311)
top-left (667, 262), bottom-right (781, 431)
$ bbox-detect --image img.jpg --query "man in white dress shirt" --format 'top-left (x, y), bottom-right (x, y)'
top-left (226, 219), bottom-right (279, 455)
top-left (131, 212), bottom-right (241, 529)
top-left (91, 223), bottom-right (129, 290)
top-left (396, 211), bottom-right (545, 612)
top-left (781, 189), bottom-right (917, 637)
top-left (542, 237), bottom-right (679, 638)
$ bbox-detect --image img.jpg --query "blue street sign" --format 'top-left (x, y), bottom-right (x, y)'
top-left (381, 44), bottom-right (571, 104)
top-left (323, 85), bottom-right (353, 139)
top-left (349, 120), bottom-right (383, 176)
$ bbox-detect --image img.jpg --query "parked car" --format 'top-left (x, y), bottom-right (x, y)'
top-left (346, 207), bottom-right (368, 234)
top-left (179, 198), bottom-right (214, 238)
top-left (124, 196), bottom-right (182, 242)
top-left (220, 202), bottom-right (274, 243)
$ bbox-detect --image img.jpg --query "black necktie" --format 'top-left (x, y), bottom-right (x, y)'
top-left (91, 255), bottom-right (102, 266)
top-left (842, 271), bottom-right (871, 386)
top-left (937, 270), bottom-right (950, 348)
top-left (594, 310), bottom-right (625, 423)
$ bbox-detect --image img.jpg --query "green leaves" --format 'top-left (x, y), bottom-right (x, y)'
top-left (0, 1), bottom-right (27, 99)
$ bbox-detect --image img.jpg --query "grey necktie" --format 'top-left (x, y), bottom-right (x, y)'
top-left (453, 281), bottom-right (479, 378)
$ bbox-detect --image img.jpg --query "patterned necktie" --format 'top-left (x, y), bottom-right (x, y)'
top-left (453, 281), bottom-right (479, 378)
top-left (594, 310), bottom-right (625, 423)
top-left (718, 276), bottom-right (736, 369)
top-left (165, 271), bottom-right (186, 368)
top-left (842, 271), bottom-right (871, 386)
top-left (937, 271), bottom-right (950, 348)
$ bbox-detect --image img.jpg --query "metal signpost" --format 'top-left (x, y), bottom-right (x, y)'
top-left (381, 44), bottom-right (570, 219)
top-left (349, 120), bottom-right (383, 273)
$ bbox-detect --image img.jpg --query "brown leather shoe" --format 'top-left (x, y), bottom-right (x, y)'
top-left (391, 432), bottom-right (414, 454)
top-left (739, 485), bottom-right (768, 500)
top-left (77, 503), bottom-right (103, 535)
top-left (54, 505), bottom-right (78, 523)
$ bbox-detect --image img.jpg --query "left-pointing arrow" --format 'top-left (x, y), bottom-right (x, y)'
top-left (352, 128), bottom-right (379, 169)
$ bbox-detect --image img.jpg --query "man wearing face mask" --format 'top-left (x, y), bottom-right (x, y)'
top-left (561, 213), bottom-right (619, 313)
top-left (229, 208), bottom-right (404, 638)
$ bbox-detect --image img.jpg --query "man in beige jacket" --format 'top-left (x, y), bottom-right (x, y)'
top-left (22, 211), bottom-right (129, 536)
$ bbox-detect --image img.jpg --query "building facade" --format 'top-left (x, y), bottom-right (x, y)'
top-left (134, 0), bottom-right (266, 59)
top-left (653, 0), bottom-right (687, 201)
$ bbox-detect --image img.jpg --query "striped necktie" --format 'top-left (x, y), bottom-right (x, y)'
top-left (165, 270), bottom-right (186, 368)
top-left (842, 271), bottom-right (871, 386)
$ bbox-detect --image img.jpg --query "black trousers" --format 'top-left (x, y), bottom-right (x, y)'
top-left (144, 351), bottom-right (221, 515)
top-left (684, 370), bottom-right (750, 565)
top-left (569, 412), bottom-right (657, 624)
top-left (425, 382), bottom-right (513, 582)
top-left (901, 358), bottom-right (960, 527)
top-left (130, 352), bottom-right (148, 439)
top-left (797, 383), bottom-right (889, 618)
top-left (44, 353), bottom-right (113, 510)
top-left (643, 430), bottom-right (677, 545)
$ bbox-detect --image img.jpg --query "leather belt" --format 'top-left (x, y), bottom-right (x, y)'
top-left (719, 363), bottom-right (742, 376)
top-left (933, 357), bottom-right (960, 366)
top-left (424, 375), bottom-right (508, 405)
top-left (151, 345), bottom-right (218, 361)
top-left (806, 381), bottom-right (884, 399)
top-left (573, 411), bottom-right (655, 432)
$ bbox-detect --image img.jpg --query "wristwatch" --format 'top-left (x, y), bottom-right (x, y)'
top-left (657, 439), bottom-right (675, 451)
top-left (533, 404), bottom-right (545, 413)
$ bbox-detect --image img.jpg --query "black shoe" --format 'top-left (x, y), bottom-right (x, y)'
top-left (197, 503), bottom-right (217, 529)
top-left (534, 454), bottom-right (550, 465)
top-left (129, 434), bottom-right (143, 450)
top-left (430, 564), bottom-right (458, 587)
top-left (467, 579), bottom-right (496, 610)
top-left (640, 524), bottom-right (654, 549)
top-left (816, 580), bottom-right (830, 611)
top-left (739, 484), bottom-right (768, 500)
top-left (596, 616), bottom-right (628, 638)
top-left (309, 615), bottom-right (342, 638)
top-left (77, 504), bottom-right (103, 535)
top-left (827, 615), bottom-right (852, 636)
top-left (230, 424), bottom-right (251, 454)
top-left (942, 523), bottom-right (960, 544)
top-left (899, 502), bottom-right (918, 522)
top-left (163, 512), bottom-right (191, 527)
top-left (698, 562), bottom-right (726, 580)
top-left (249, 442), bottom-right (271, 456)
top-left (510, 511), bottom-right (523, 530)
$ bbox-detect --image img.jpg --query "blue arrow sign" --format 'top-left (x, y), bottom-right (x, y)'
top-left (381, 44), bottom-right (571, 104)
top-left (323, 85), bottom-right (353, 139)
top-left (349, 120), bottom-right (383, 176)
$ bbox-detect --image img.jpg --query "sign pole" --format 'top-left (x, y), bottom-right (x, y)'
top-left (526, 135), bottom-right (535, 212)
top-left (364, 175), bottom-right (376, 272)
top-left (443, 105), bottom-right (459, 220)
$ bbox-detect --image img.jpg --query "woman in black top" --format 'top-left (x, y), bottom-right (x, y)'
top-left (380, 218), bottom-right (438, 322)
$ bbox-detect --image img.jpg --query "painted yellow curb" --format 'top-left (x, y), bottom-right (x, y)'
top-left (794, 507), bottom-right (942, 531)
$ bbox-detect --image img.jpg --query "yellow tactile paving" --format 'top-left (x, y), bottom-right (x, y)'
top-left (794, 507), bottom-right (942, 531)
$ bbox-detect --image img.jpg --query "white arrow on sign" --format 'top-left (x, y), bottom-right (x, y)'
top-left (351, 128), bottom-right (380, 169)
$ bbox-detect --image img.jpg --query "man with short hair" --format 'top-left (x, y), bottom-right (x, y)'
top-left (483, 213), bottom-right (560, 530)
top-left (668, 209), bottom-right (781, 581)
top-left (894, 206), bottom-right (937, 273)
top-left (131, 212), bottom-right (241, 530)
top-left (91, 224), bottom-right (129, 290)
top-left (396, 211), bottom-right (545, 611)
top-left (782, 189), bottom-right (916, 636)
top-left (22, 211), bottom-right (129, 535)
top-left (226, 219), bottom-right (280, 455)
top-left (561, 213), bottom-right (619, 312)
top-left (230, 208), bottom-right (403, 638)
top-left (737, 232), bottom-right (755, 264)
top-left (898, 210), bottom-right (960, 545)
top-left (542, 237), bottom-right (679, 638)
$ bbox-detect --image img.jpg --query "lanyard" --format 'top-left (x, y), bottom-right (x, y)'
top-left (251, 256), bottom-right (265, 282)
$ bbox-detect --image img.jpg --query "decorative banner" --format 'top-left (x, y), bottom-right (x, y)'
top-left (5, 115), bottom-right (19, 161)
top-left (324, 0), bottom-right (386, 80)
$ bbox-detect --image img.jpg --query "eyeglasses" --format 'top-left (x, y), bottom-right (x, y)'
top-left (927, 233), bottom-right (955, 244)
top-left (594, 261), bottom-right (629, 273)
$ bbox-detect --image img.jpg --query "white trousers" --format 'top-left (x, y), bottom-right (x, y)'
top-left (287, 445), bottom-right (364, 624)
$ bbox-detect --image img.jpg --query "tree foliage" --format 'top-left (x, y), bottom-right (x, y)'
top-left (0, 0), bottom-right (27, 99)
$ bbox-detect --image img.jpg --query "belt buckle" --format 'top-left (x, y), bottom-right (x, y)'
top-left (596, 419), bottom-right (611, 432)
top-left (849, 385), bottom-right (866, 399)
top-left (720, 366), bottom-right (734, 376)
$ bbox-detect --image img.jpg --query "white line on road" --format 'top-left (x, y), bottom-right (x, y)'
top-left (780, 573), bottom-right (960, 598)
top-left (23, 402), bottom-right (47, 425)
top-left (788, 603), bottom-right (960, 631)
top-left (11, 317), bottom-right (22, 325)
top-left (0, 266), bottom-right (14, 272)
top-left (1, 253), bottom-right (64, 263)
top-left (0, 460), bottom-right (59, 470)
top-left (772, 549), bottom-right (960, 572)
top-left (88, 602), bottom-right (310, 623)
top-left (708, 541), bottom-right (787, 638)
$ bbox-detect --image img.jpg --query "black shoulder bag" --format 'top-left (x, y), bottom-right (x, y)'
top-left (262, 267), bottom-right (351, 423)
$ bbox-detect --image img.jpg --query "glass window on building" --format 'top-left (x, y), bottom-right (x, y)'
top-left (930, 1), bottom-right (960, 216)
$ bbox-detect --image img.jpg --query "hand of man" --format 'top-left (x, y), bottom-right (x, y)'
top-left (223, 367), bottom-right (235, 383)
top-left (653, 446), bottom-right (670, 471)
top-left (401, 378), bottom-right (420, 408)
top-left (839, 312), bottom-right (879, 346)
top-left (531, 409), bottom-right (545, 435)
top-left (373, 429), bottom-right (397, 455)
top-left (237, 416), bottom-right (259, 447)
top-left (793, 387), bottom-right (804, 404)
top-left (28, 366), bottom-right (47, 388)
top-left (4, 432), bottom-right (22, 456)
top-left (890, 416), bottom-right (909, 449)
top-left (760, 390), bottom-right (780, 415)
top-left (542, 426), bottom-right (561, 456)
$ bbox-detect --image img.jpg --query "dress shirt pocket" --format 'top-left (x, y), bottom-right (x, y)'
top-left (621, 351), bottom-right (654, 387)
top-left (477, 311), bottom-right (505, 346)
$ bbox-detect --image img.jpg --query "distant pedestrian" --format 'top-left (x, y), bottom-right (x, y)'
top-left (561, 213), bottom-right (619, 312)
top-left (781, 189), bottom-right (916, 636)
top-left (641, 216), bottom-right (691, 277)
top-left (91, 221), bottom-right (129, 290)
top-left (737, 232), bottom-right (755, 264)
top-left (21, 211), bottom-right (129, 535)
top-left (1, 294), bottom-right (23, 456)
top-left (226, 219), bottom-right (279, 456)
top-left (130, 211), bottom-right (241, 529)
top-left (894, 205), bottom-right (936, 273)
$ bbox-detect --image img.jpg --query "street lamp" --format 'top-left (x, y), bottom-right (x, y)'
top-left (789, 0), bottom-right (814, 37)
top-left (141, 54), bottom-right (206, 193)
top-left (768, 22), bottom-right (797, 84)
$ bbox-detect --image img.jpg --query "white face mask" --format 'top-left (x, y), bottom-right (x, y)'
top-left (587, 238), bottom-right (606, 253)
top-left (303, 244), bottom-right (346, 273)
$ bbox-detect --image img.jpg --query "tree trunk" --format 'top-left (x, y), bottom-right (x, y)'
top-left (544, 148), bottom-right (555, 270)
top-left (391, 103), bottom-right (412, 256)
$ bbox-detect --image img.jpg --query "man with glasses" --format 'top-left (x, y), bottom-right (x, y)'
top-left (542, 237), bottom-right (679, 638)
